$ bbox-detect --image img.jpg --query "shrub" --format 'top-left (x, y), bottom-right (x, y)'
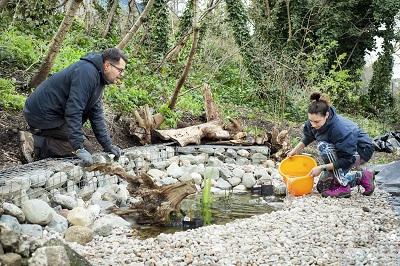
top-left (0, 78), bottom-right (26, 111)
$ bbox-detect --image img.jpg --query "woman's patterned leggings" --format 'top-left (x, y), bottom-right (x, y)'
top-left (317, 141), bottom-right (364, 187)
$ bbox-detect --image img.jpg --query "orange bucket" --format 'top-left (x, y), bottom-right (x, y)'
top-left (278, 155), bottom-right (317, 196)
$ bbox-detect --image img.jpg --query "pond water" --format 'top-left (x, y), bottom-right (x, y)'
top-left (132, 193), bottom-right (284, 239)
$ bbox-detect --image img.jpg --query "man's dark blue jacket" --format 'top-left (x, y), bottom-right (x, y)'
top-left (302, 107), bottom-right (374, 170)
top-left (23, 53), bottom-right (112, 150)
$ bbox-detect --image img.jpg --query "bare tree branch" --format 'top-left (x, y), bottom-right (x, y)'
top-left (116, 0), bottom-right (156, 50)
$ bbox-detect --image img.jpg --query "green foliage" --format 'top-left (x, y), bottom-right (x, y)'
top-left (0, 78), bottom-right (26, 110)
top-left (304, 40), bottom-right (362, 111)
top-left (0, 28), bottom-right (44, 69)
top-left (145, 0), bottom-right (170, 60)
top-left (201, 177), bottom-right (213, 225)
top-left (157, 104), bottom-right (180, 128)
top-left (225, 0), bottom-right (264, 88)
top-left (104, 85), bottom-right (153, 113)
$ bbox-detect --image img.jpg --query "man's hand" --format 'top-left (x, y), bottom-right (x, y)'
top-left (76, 148), bottom-right (93, 166)
top-left (104, 145), bottom-right (121, 159)
top-left (310, 166), bottom-right (323, 177)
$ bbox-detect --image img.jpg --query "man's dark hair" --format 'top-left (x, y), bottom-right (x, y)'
top-left (102, 48), bottom-right (128, 64)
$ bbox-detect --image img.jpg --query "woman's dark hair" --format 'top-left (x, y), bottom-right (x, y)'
top-left (308, 92), bottom-right (330, 116)
top-left (102, 48), bottom-right (128, 64)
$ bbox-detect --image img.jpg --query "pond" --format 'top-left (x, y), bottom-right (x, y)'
top-left (131, 192), bottom-right (285, 239)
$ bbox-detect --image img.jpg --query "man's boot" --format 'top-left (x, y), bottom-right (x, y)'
top-left (321, 184), bottom-right (351, 198)
top-left (19, 131), bottom-right (35, 163)
top-left (359, 169), bottom-right (375, 196)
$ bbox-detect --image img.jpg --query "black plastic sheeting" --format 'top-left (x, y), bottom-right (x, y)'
top-left (375, 161), bottom-right (400, 215)
top-left (373, 131), bottom-right (400, 153)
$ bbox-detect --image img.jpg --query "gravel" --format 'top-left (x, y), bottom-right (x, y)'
top-left (60, 188), bottom-right (400, 265)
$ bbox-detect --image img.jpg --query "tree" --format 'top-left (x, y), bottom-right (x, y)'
top-left (29, 0), bottom-right (83, 88)
top-left (102, 0), bottom-right (119, 37)
top-left (116, 0), bottom-right (156, 50)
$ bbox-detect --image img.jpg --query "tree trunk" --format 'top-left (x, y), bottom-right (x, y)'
top-left (29, 0), bottom-right (83, 88)
top-left (263, 0), bottom-right (271, 18)
top-left (155, 120), bottom-right (230, 146)
top-left (102, 0), bottom-right (119, 37)
top-left (86, 163), bottom-right (197, 225)
top-left (124, 0), bottom-right (139, 34)
top-left (285, 0), bottom-right (292, 41)
top-left (203, 84), bottom-right (220, 121)
top-left (0, 0), bottom-right (8, 11)
top-left (129, 104), bottom-right (164, 144)
top-left (116, 0), bottom-right (156, 50)
top-left (168, 26), bottom-right (200, 109)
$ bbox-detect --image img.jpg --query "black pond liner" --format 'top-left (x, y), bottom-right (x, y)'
top-left (374, 161), bottom-right (400, 215)
top-left (250, 184), bottom-right (274, 196)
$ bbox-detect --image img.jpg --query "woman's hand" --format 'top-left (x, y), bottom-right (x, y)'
top-left (310, 166), bottom-right (323, 177)
top-left (286, 149), bottom-right (297, 157)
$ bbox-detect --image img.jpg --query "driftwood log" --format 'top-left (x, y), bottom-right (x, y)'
top-left (128, 104), bottom-right (164, 145)
top-left (86, 163), bottom-right (197, 225)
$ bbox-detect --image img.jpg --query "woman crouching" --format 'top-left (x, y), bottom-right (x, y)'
top-left (287, 92), bottom-right (375, 198)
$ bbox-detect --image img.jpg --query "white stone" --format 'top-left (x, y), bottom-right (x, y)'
top-left (21, 224), bottom-right (43, 237)
top-left (46, 172), bottom-right (68, 189)
top-left (25, 169), bottom-right (53, 188)
top-left (46, 212), bottom-right (68, 233)
top-left (147, 169), bottom-right (167, 180)
top-left (242, 173), bottom-right (256, 188)
top-left (215, 178), bottom-right (232, 190)
top-left (92, 214), bottom-right (130, 237)
top-left (237, 149), bottom-right (250, 157)
top-left (160, 176), bottom-right (178, 185)
top-left (232, 168), bottom-right (245, 179)
top-left (21, 199), bottom-right (53, 225)
top-left (191, 173), bottom-right (203, 185)
top-left (228, 177), bottom-right (242, 187)
top-left (0, 215), bottom-right (21, 233)
top-left (67, 207), bottom-right (92, 226)
top-left (204, 167), bottom-right (220, 180)
top-left (53, 194), bottom-right (78, 210)
top-left (166, 162), bottom-right (184, 178)
top-left (3, 202), bottom-right (25, 223)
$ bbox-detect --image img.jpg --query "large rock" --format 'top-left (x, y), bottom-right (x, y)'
top-left (46, 172), bottom-right (68, 189)
top-left (46, 213), bottom-right (68, 233)
top-left (0, 215), bottom-right (21, 234)
top-left (204, 167), bottom-right (219, 180)
top-left (21, 224), bottom-right (43, 238)
top-left (166, 162), bottom-right (184, 178)
top-left (0, 223), bottom-right (19, 249)
top-left (29, 246), bottom-right (70, 266)
top-left (25, 169), bottom-right (54, 188)
top-left (251, 153), bottom-right (268, 164)
top-left (64, 226), bottom-right (93, 245)
top-left (232, 168), bottom-right (245, 179)
top-left (215, 178), bottom-right (232, 190)
top-left (242, 173), bottom-right (256, 188)
top-left (0, 253), bottom-right (22, 266)
top-left (228, 177), bottom-right (242, 187)
top-left (41, 239), bottom-right (91, 266)
top-left (3, 203), bottom-right (25, 223)
top-left (67, 207), bottom-right (92, 226)
top-left (147, 169), bottom-right (167, 180)
top-left (53, 194), bottom-right (78, 210)
top-left (64, 165), bottom-right (84, 182)
top-left (92, 214), bottom-right (130, 237)
top-left (21, 199), bottom-right (53, 225)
